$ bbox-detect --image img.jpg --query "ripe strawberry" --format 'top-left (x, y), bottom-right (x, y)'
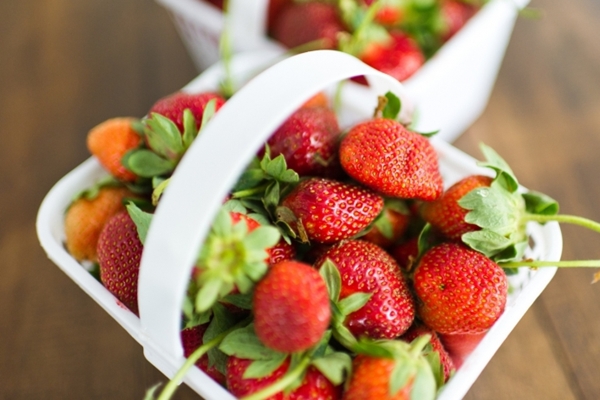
top-left (301, 91), bottom-right (330, 109)
top-left (390, 236), bottom-right (419, 271)
top-left (280, 178), bottom-right (384, 244)
top-left (412, 242), bottom-right (508, 335)
top-left (438, 331), bottom-right (487, 369)
top-left (97, 210), bottom-right (144, 315)
top-left (358, 31), bottom-right (425, 82)
top-left (420, 174), bottom-right (493, 241)
top-left (400, 324), bottom-right (455, 382)
top-left (87, 117), bottom-right (141, 182)
top-left (148, 91), bottom-right (226, 132)
top-left (271, 2), bottom-right (347, 50)
top-left (339, 118), bottom-right (443, 201)
top-left (226, 356), bottom-right (340, 399)
top-left (266, 106), bottom-right (342, 177)
top-left (315, 240), bottom-right (415, 339)
top-left (361, 0), bottom-right (405, 26)
top-left (253, 260), bottom-right (331, 353)
top-left (181, 324), bottom-right (226, 386)
top-left (65, 184), bottom-right (136, 262)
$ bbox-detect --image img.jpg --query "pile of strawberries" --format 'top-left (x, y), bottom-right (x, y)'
top-left (204, 0), bottom-right (485, 82)
top-left (64, 80), bottom-right (582, 400)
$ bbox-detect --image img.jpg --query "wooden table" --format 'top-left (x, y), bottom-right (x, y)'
top-left (1, 0), bottom-right (599, 398)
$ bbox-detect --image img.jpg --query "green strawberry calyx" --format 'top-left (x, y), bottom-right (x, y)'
top-left (352, 336), bottom-right (440, 400)
top-left (458, 143), bottom-right (600, 276)
top-left (219, 324), bottom-right (351, 400)
top-left (194, 207), bottom-right (281, 313)
top-left (319, 258), bottom-right (373, 350)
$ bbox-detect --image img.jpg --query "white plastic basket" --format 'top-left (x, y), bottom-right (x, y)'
top-left (155, 0), bottom-right (529, 142)
top-left (37, 50), bottom-right (559, 400)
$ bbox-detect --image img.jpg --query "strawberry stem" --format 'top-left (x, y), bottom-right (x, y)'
top-left (239, 355), bottom-right (312, 400)
top-left (231, 183), bottom-right (271, 198)
top-left (500, 260), bottom-right (600, 269)
top-left (523, 213), bottom-right (600, 234)
top-left (155, 317), bottom-right (250, 400)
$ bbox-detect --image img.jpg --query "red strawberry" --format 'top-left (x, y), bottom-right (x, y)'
top-left (65, 185), bottom-right (136, 262)
top-left (358, 31), bottom-right (425, 82)
top-left (97, 210), bottom-right (144, 315)
top-left (181, 324), bottom-right (226, 386)
top-left (420, 174), bottom-right (493, 240)
top-left (401, 324), bottom-right (455, 382)
top-left (148, 91), bottom-right (226, 132)
top-left (339, 118), bottom-right (443, 201)
top-left (361, 0), bottom-right (405, 26)
top-left (315, 240), bottom-right (415, 339)
top-left (438, 331), bottom-right (487, 369)
top-left (412, 242), bottom-right (508, 335)
top-left (280, 177), bottom-right (384, 244)
top-left (271, 2), bottom-right (347, 50)
top-left (226, 356), bottom-right (340, 399)
top-left (266, 106), bottom-right (342, 178)
top-left (253, 260), bottom-right (331, 353)
top-left (87, 117), bottom-right (142, 182)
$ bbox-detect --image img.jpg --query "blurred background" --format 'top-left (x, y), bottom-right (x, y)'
top-left (1, 0), bottom-right (600, 398)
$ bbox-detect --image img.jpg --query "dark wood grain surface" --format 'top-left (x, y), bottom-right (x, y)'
top-left (1, 0), bottom-right (599, 398)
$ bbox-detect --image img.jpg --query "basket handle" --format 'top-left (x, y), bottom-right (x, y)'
top-left (137, 50), bottom-right (413, 372)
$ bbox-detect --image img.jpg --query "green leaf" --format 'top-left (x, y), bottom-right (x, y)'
top-left (219, 324), bottom-right (285, 361)
top-left (332, 322), bottom-right (358, 350)
top-left (143, 382), bottom-right (162, 400)
top-left (263, 181), bottom-right (281, 211)
top-left (204, 303), bottom-right (240, 371)
top-left (264, 155), bottom-right (287, 180)
top-left (221, 292), bottom-right (253, 310)
top-left (181, 108), bottom-right (198, 149)
top-left (200, 98), bottom-right (217, 132)
top-left (383, 91), bottom-right (402, 120)
top-left (409, 361), bottom-right (437, 400)
top-left (243, 355), bottom-right (288, 379)
top-left (352, 339), bottom-right (395, 359)
top-left (243, 226), bottom-right (281, 252)
top-left (233, 169), bottom-right (268, 192)
top-left (126, 202), bottom-right (153, 244)
top-left (319, 259), bottom-right (342, 302)
top-left (522, 190), bottom-right (559, 216)
top-left (242, 260), bottom-right (269, 282)
top-left (222, 199), bottom-right (248, 214)
top-left (145, 113), bottom-right (185, 158)
top-left (311, 352), bottom-right (352, 386)
top-left (151, 178), bottom-right (170, 206)
top-left (390, 362), bottom-right (413, 396)
top-left (461, 229), bottom-right (513, 258)
top-left (478, 143), bottom-right (519, 193)
top-left (123, 149), bottom-right (175, 177)
top-left (338, 292), bottom-right (372, 316)
top-left (211, 208), bottom-right (233, 238)
top-left (195, 276), bottom-right (224, 313)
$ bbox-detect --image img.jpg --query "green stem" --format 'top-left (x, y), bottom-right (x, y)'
top-left (239, 356), bottom-right (312, 400)
top-left (523, 213), bottom-right (600, 234)
top-left (500, 260), bottom-right (600, 269)
top-left (231, 183), bottom-right (270, 198)
top-left (155, 318), bottom-right (250, 400)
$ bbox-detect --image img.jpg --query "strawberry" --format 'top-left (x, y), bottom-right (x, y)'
top-left (266, 106), bottom-right (342, 178)
top-left (315, 240), bottom-right (415, 340)
top-left (96, 209), bottom-right (144, 315)
top-left (64, 183), bottom-right (136, 262)
top-left (390, 236), bottom-right (419, 271)
top-left (253, 260), bottom-right (331, 353)
top-left (226, 356), bottom-right (340, 399)
top-left (361, 0), bottom-right (405, 26)
top-left (412, 242), bottom-right (508, 335)
top-left (87, 117), bottom-right (141, 182)
top-left (438, 331), bottom-right (487, 369)
top-left (271, 2), bottom-right (347, 50)
top-left (358, 31), bottom-right (425, 82)
top-left (301, 91), bottom-right (330, 109)
top-left (339, 118), bottom-right (443, 201)
top-left (181, 324), bottom-right (227, 386)
top-left (344, 354), bottom-right (412, 400)
top-left (400, 324), bottom-right (455, 382)
top-left (361, 199), bottom-right (410, 248)
top-left (280, 177), bottom-right (384, 244)
top-left (420, 174), bottom-right (494, 241)
top-left (147, 91), bottom-right (225, 132)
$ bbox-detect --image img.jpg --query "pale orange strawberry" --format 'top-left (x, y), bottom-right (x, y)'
top-left (87, 117), bottom-right (141, 182)
top-left (64, 185), bottom-right (136, 262)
